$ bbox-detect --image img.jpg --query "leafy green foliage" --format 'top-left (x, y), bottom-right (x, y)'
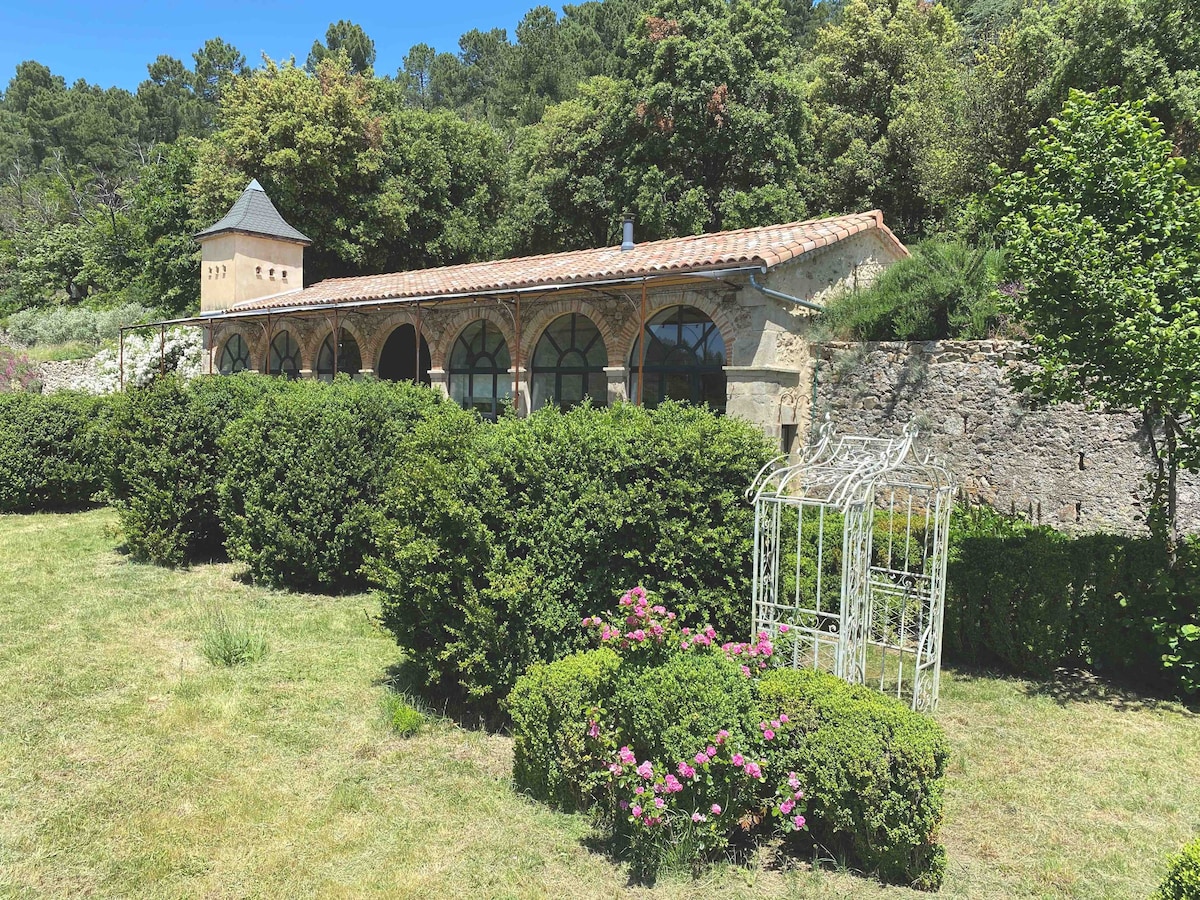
top-left (946, 505), bottom-right (1200, 695)
top-left (217, 379), bottom-right (448, 592)
top-left (755, 667), bottom-right (949, 890)
top-left (509, 647), bottom-right (623, 808)
top-left (611, 651), bottom-right (755, 765)
top-left (382, 692), bottom-right (426, 737)
top-left (510, 638), bottom-right (949, 889)
top-left (367, 402), bottom-right (774, 711)
top-left (822, 239), bottom-right (1004, 340)
top-left (993, 92), bottom-right (1200, 546)
top-left (1153, 836), bottom-right (1200, 900)
top-left (0, 391), bottom-right (111, 511)
top-left (106, 374), bottom-right (283, 566)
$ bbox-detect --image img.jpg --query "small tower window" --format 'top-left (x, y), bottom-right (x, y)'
top-left (207, 266), bottom-right (212, 279)
top-left (269, 268), bottom-right (275, 279)
top-left (256, 266), bottom-right (262, 277)
top-left (221, 264), bottom-right (227, 278)
top-left (281, 270), bottom-right (288, 280)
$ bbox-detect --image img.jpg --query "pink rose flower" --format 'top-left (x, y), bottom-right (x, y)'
top-left (631, 804), bottom-right (642, 817)
top-left (711, 804), bottom-right (722, 815)
top-left (780, 798), bottom-right (795, 814)
top-left (731, 753), bottom-right (744, 767)
top-left (779, 623), bottom-right (790, 633)
top-left (780, 714), bottom-right (789, 724)
top-left (691, 812), bottom-right (706, 823)
top-left (792, 814), bottom-right (806, 829)
top-left (763, 729), bottom-right (775, 741)
top-left (654, 797), bottom-right (664, 809)
top-left (588, 720), bottom-right (600, 738)
top-left (619, 746), bottom-right (636, 765)
top-left (694, 751), bottom-right (709, 766)
top-left (745, 762), bottom-right (762, 779)
top-left (637, 760), bottom-right (654, 779)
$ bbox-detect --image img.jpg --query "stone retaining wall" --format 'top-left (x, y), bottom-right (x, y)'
top-left (812, 340), bottom-right (1200, 534)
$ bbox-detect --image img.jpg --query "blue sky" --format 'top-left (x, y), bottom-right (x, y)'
top-left (0, 0), bottom-right (541, 91)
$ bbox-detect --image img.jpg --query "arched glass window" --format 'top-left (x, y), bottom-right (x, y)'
top-left (449, 320), bottom-right (512, 419)
top-left (218, 333), bottom-right (251, 374)
top-left (316, 329), bottom-right (362, 380)
top-left (531, 313), bottom-right (608, 411)
top-left (268, 330), bottom-right (302, 379)
top-left (628, 306), bottom-right (726, 412)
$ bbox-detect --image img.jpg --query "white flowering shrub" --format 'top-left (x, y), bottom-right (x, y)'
top-left (85, 327), bottom-right (204, 394)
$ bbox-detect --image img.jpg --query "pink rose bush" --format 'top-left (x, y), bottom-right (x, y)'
top-left (571, 587), bottom-right (807, 878)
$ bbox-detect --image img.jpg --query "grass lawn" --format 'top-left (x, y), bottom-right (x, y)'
top-left (1, 510), bottom-right (1196, 898)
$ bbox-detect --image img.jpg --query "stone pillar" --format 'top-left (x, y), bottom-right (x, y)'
top-left (358, 368), bottom-right (375, 380)
top-left (510, 366), bottom-right (529, 416)
top-left (428, 366), bottom-right (449, 399)
top-left (604, 365), bottom-right (628, 406)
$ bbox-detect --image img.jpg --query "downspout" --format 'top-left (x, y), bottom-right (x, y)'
top-left (748, 271), bottom-right (825, 313)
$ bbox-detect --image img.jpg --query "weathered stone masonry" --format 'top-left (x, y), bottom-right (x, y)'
top-left (811, 340), bottom-right (1200, 534)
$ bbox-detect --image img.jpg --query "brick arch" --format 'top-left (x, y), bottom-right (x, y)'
top-left (212, 324), bottom-right (263, 374)
top-left (614, 292), bottom-right (739, 369)
top-left (268, 320), bottom-right (319, 373)
top-left (307, 318), bottom-right (370, 375)
top-left (367, 309), bottom-right (443, 377)
top-left (434, 306), bottom-right (517, 371)
top-left (519, 298), bottom-right (621, 370)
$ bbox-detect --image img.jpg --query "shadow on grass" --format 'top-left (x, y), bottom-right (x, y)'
top-left (1021, 667), bottom-right (1200, 715)
top-left (374, 660), bottom-right (506, 734)
top-left (947, 661), bottom-right (1199, 715)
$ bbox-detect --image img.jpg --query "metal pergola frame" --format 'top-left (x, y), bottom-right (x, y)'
top-left (747, 417), bottom-right (955, 712)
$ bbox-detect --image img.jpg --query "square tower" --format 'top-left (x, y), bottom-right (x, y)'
top-left (195, 179), bottom-right (312, 313)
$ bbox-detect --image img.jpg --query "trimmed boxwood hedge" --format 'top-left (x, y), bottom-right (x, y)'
top-left (218, 377), bottom-right (450, 592)
top-left (755, 667), bottom-right (949, 890)
top-left (106, 374), bottom-right (285, 566)
top-left (367, 401), bottom-right (775, 711)
top-left (0, 391), bottom-right (112, 512)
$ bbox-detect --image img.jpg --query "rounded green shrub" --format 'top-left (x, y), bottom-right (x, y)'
top-left (107, 374), bottom-right (283, 566)
top-left (755, 667), bottom-right (949, 890)
top-left (218, 377), bottom-right (449, 592)
top-left (509, 647), bottom-right (622, 809)
top-left (1154, 836), bottom-right (1200, 900)
top-left (0, 391), bottom-right (112, 512)
top-left (610, 650), bottom-right (754, 765)
top-left (368, 401), bottom-right (773, 711)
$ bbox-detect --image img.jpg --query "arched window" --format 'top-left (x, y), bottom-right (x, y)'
top-left (628, 306), bottom-right (727, 412)
top-left (316, 329), bottom-right (362, 380)
top-left (268, 330), bottom-right (302, 379)
top-left (449, 320), bottom-right (512, 419)
top-left (218, 333), bottom-right (251, 374)
top-left (377, 324), bottom-right (431, 385)
top-left (531, 313), bottom-right (608, 411)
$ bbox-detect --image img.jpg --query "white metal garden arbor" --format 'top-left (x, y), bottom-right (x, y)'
top-left (747, 418), bottom-right (955, 712)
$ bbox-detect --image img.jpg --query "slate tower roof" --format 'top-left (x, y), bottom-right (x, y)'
top-left (195, 179), bottom-right (312, 245)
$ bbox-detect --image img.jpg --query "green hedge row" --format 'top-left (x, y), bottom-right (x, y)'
top-left (366, 401), bottom-right (775, 712)
top-left (945, 506), bottom-right (1200, 696)
top-left (0, 392), bottom-right (112, 512)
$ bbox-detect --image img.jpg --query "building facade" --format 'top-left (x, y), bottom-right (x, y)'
top-left (193, 182), bottom-right (908, 451)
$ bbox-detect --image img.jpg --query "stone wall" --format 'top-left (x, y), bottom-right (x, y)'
top-left (812, 340), bottom-right (1200, 534)
top-left (38, 358), bottom-right (102, 393)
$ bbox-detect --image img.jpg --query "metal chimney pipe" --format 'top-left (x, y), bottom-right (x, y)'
top-left (621, 214), bottom-right (635, 251)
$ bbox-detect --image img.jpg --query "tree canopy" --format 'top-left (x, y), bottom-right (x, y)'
top-left (1, 0), bottom-right (1199, 318)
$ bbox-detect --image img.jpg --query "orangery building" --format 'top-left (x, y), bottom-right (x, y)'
top-left (183, 180), bottom-right (909, 451)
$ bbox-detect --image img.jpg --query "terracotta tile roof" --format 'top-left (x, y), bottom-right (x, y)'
top-left (231, 210), bottom-right (904, 312)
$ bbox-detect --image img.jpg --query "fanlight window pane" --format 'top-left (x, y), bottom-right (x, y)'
top-left (448, 320), bottom-right (512, 419)
top-left (316, 329), bottom-right (362, 380)
top-left (218, 334), bottom-right (250, 374)
top-left (269, 331), bottom-right (302, 379)
top-left (530, 314), bottom-right (608, 411)
top-left (628, 306), bottom-right (726, 412)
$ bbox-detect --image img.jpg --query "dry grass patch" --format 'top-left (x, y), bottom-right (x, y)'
top-left (0, 509), bottom-right (1195, 898)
